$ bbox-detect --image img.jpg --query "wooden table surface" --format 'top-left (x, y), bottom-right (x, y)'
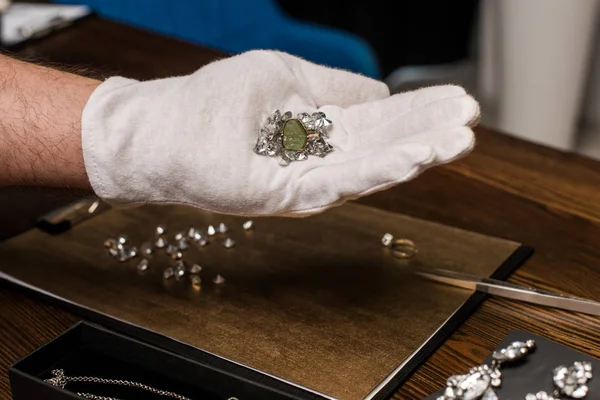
top-left (1, 15), bottom-right (600, 400)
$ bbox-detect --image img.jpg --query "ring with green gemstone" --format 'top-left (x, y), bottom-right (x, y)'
top-left (254, 110), bottom-right (334, 165)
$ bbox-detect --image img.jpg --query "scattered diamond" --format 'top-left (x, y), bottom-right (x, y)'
top-left (137, 259), bottom-right (149, 271)
top-left (177, 238), bottom-right (189, 250)
top-left (381, 233), bottom-right (394, 247)
top-left (190, 275), bottom-right (201, 286)
top-left (174, 232), bottom-right (185, 241)
top-left (140, 242), bottom-right (153, 256)
top-left (155, 237), bottom-right (167, 248)
top-left (242, 220), bottom-right (254, 230)
top-left (190, 264), bottom-right (202, 274)
top-left (171, 251), bottom-right (183, 261)
top-left (213, 274), bottom-right (225, 284)
top-left (108, 248), bottom-right (119, 257)
top-left (223, 238), bottom-right (235, 249)
top-left (187, 227), bottom-right (197, 238)
top-left (155, 225), bottom-right (166, 236)
top-left (175, 261), bottom-right (186, 278)
top-left (163, 267), bottom-right (174, 280)
top-left (117, 235), bottom-right (128, 245)
top-left (128, 247), bottom-right (138, 258)
top-left (218, 223), bottom-right (228, 234)
top-left (165, 244), bottom-right (178, 255)
top-left (207, 225), bottom-right (216, 236)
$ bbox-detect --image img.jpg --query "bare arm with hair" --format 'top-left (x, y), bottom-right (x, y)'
top-left (0, 54), bottom-right (99, 188)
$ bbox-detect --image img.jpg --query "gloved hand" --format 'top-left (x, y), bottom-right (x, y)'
top-left (82, 50), bottom-right (479, 217)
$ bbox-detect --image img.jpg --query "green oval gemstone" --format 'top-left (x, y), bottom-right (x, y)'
top-left (282, 119), bottom-right (308, 151)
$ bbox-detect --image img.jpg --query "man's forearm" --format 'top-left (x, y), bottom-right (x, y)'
top-left (0, 54), bottom-right (100, 187)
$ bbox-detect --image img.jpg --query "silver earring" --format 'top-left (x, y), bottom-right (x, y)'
top-left (526, 361), bottom-right (593, 400)
top-left (438, 340), bottom-right (536, 400)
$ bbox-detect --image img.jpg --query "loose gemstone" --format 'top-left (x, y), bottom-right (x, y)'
top-left (165, 244), bottom-right (178, 255)
top-left (242, 220), bottom-right (254, 230)
top-left (382, 233), bottom-right (394, 247)
top-left (128, 247), bottom-right (138, 258)
top-left (155, 237), bottom-right (167, 248)
top-left (175, 261), bottom-right (186, 278)
top-left (187, 227), bottom-right (197, 238)
top-left (174, 232), bottom-right (185, 241)
top-left (117, 235), bottom-right (128, 245)
top-left (218, 223), bottom-right (228, 234)
top-left (223, 238), bottom-right (235, 249)
top-left (163, 267), bottom-right (174, 279)
top-left (155, 225), bottom-right (166, 236)
top-left (177, 238), bottom-right (189, 250)
top-left (190, 275), bottom-right (201, 286)
top-left (108, 248), bottom-right (119, 257)
top-left (140, 242), bottom-right (153, 256)
top-left (171, 251), bottom-right (183, 261)
top-left (213, 274), bottom-right (225, 284)
top-left (282, 119), bottom-right (308, 151)
top-left (190, 264), bottom-right (202, 274)
top-left (207, 225), bottom-right (216, 236)
top-left (137, 259), bottom-right (149, 271)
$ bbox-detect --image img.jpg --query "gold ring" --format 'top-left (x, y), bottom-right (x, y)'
top-left (390, 238), bottom-right (417, 259)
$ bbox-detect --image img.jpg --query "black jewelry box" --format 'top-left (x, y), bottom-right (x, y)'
top-left (9, 321), bottom-right (329, 400)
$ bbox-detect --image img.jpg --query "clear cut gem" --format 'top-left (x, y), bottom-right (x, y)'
top-left (137, 259), bottom-right (149, 271)
top-left (108, 248), bottom-right (119, 257)
top-left (177, 238), bottom-right (189, 250)
top-left (165, 244), bottom-right (178, 255)
top-left (155, 225), bottom-right (166, 236)
top-left (480, 388), bottom-right (498, 400)
top-left (190, 264), bottom-right (202, 274)
top-left (175, 261), bottom-right (186, 278)
top-left (242, 220), bottom-right (254, 230)
top-left (207, 225), bottom-right (216, 236)
top-left (218, 223), bottom-right (228, 234)
top-left (187, 227), bottom-right (197, 238)
top-left (190, 275), bottom-right (201, 287)
top-left (117, 235), bottom-right (128, 245)
top-left (213, 274), bottom-right (226, 284)
top-left (382, 233), bottom-right (394, 247)
top-left (223, 238), bottom-right (235, 248)
top-left (174, 232), bottom-right (184, 241)
top-left (171, 251), bottom-right (183, 261)
top-left (140, 242), bottom-right (153, 256)
top-left (155, 237), bottom-right (167, 249)
top-left (163, 267), bottom-right (174, 280)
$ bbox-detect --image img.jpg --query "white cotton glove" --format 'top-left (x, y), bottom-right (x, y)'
top-left (82, 50), bottom-right (479, 217)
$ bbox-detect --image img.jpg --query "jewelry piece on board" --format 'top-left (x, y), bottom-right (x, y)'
top-left (44, 369), bottom-right (193, 400)
top-left (437, 340), bottom-right (536, 400)
top-left (491, 340), bottom-right (536, 367)
top-left (525, 361), bottom-right (592, 399)
top-left (254, 109), bottom-right (333, 165)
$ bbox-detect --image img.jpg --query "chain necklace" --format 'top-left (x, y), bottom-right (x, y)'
top-left (45, 369), bottom-right (239, 400)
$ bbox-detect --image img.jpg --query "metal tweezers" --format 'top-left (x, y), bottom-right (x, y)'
top-left (415, 268), bottom-right (600, 317)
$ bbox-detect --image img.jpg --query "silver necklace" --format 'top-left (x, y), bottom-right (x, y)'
top-left (45, 369), bottom-right (238, 400)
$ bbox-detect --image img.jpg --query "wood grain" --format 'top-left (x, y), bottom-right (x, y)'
top-left (1, 14), bottom-right (600, 400)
